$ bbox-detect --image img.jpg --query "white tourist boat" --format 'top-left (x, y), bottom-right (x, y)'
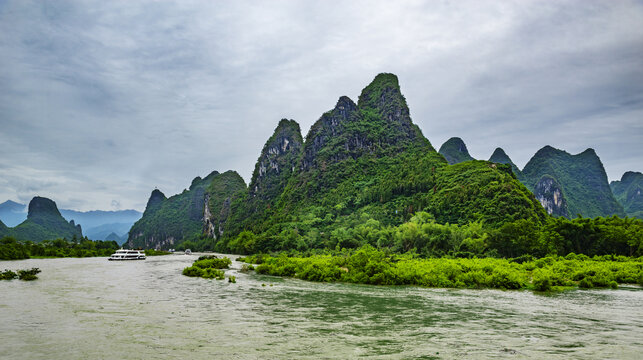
top-left (108, 249), bottom-right (146, 261)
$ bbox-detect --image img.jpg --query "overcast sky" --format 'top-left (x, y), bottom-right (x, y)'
top-left (1, 0), bottom-right (642, 211)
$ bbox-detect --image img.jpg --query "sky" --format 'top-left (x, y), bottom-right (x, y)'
top-left (1, 0), bottom-right (642, 212)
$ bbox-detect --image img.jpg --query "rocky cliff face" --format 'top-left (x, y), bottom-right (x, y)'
top-left (249, 119), bottom-right (303, 200)
top-left (302, 96), bottom-right (360, 170)
top-left (522, 146), bottom-right (624, 218)
top-left (610, 171), bottom-right (643, 219)
top-left (534, 175), bottom-right (569, 217)
top-left (439, 137), bottom-right (475, 165)
top-left (357, 73), bottom-right (428, 149)
top-left (301, 74), bottom-right (434, 173)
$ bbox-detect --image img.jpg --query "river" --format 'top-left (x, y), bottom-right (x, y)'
top-left (1, 254), bottom-right (642, 359)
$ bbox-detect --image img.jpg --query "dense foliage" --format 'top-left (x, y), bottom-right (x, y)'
top-left (0, 236), bottom-right (119, 260)
top-left (1, 268), bottom-right (41, 281)
top-left (221, 212), bottom-right (642, 258)
top-left (522, 146), bottom-right (624, 218)
top-left (243, 245), bottom-right (643, 291)
top-left (182, 255), bottom-right (232, 279)
top-left (128, 171), bottom-right (246, 249)
top-left (610, 171), bottom-right (643, 219)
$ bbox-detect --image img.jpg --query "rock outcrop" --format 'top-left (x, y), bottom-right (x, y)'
top-left (533, 175), bottom-right (569, 217)
top-left (249, 119), bottom-right (303, 200)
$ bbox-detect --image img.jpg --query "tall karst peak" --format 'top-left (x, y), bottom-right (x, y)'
top-left (357, 73), bottom-right (427, 148)
top-left (302, 96), bottom-right (359, 170)
top-left (438, 137), bottom-right (475, 165)
top-left (249, 119), bottom-right (303, 199)
top-left (11, 196), bottom-right (84, 242)
top-left (145, 189), bottom-right (166, 210)
top-left (28, 196), bottom-right (62, 219)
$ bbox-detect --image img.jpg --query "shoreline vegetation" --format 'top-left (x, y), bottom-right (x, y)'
top-left (0, 235), bottom-right (170, 260)
top-left (232, 246), bottom-right (643, 291)
top-left (0, 236), bottom-right (120, 260)
top-left (1, 268), bottom-right (41, 281)
top-left (182, 255), bottom-right (234, 281)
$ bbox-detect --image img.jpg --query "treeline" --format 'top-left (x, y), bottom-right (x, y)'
top-left (242, 245), bottom-right (643, 290)
top-left (0, 236), bottom-right (119, 260)
top-left (219, 212), bottom-right (642, 258)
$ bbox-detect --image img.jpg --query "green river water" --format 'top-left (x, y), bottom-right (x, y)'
top-left (1, 254), bottom-right (641, 359)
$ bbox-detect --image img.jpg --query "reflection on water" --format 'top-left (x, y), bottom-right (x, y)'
top-left (1, 255), bottom-right (642, 359)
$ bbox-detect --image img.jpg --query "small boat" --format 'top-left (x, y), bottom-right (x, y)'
top-left (184, 249), bottom-right (192, 255)
top-left (108, 249), bottom-right (146, 261)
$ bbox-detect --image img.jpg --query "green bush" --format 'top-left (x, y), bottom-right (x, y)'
top-left (1, 269), bottom-right (18, 280)
top-left (17, 268), bottom-right (41, 281)
top-left (532, 269), bottom-right (553, 291)
top-left (240, 245), bottom-right (642, 291)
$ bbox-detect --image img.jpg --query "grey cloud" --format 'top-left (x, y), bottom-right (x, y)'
top-left (0, 0), bottom-right (641, 211)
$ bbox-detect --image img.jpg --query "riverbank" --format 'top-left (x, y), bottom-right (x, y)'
top-left (2, 254), bottom-right (642, 359)
top-left (238, 246), bottom-right (643, 291)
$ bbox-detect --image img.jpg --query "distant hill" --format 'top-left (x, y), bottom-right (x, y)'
top-left (7, 197), bottom-right (83, 242)
top-left (438, 137), bottom-right (475, 165)
top-left (84, 223), bottom-right (133, 244)
top-left (0, 200), bottom-right (28, 227)
top-left (104, 232), bottom-right (126, 243)
top-left (522, 146), bottom-right (625, 218)
top-left (60, 209), bottom-right (141, 230)
top-left (610, 171), bottom-right (643, 219)
top-left (0, 201), bottom-right (141, 241)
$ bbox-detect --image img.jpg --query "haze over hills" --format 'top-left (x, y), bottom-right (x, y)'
top-left (131, 73), bottom-right (546, 250)
top-left (0, 197), bottom-right (83, 242)
top-left (0, 200), bottom-right (29, 227)
top-left (0, 200), bottom-right (141, 241)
